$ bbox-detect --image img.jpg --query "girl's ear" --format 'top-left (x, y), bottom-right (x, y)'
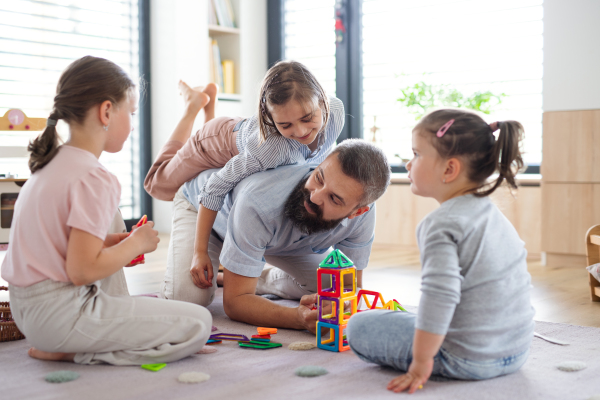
top-left (443, 157), bottom-right (462, 184)
top-left (98, 100), bottom-right (113, 127)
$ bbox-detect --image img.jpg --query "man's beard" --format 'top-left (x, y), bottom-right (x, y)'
top-left (283, 176), bottom-right (346, 235)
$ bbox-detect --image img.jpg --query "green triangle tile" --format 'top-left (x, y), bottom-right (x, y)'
top-left (141, 363), bottom-right (166, 372)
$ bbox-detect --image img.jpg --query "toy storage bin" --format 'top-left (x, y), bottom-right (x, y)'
top-left (0, 286), bottom-right (25, 342)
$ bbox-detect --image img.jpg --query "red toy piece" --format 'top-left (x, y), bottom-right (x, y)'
top-left (128, 215), bottom-right (147, 264)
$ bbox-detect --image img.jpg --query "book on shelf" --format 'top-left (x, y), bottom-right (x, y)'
top-left (210, 0), bottom-right (236, 28)
top-left (222, 60), bottom-right (234, 94)
top-left (210, 39), bottom-right (224, 92)
top-left (208, 0), bottom-right (218, 25)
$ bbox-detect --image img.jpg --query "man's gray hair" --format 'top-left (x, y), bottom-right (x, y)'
top-left (330, 139), bottom-right (391, 206)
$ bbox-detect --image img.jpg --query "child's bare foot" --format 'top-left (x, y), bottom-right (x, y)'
top-left (179, 80), bottom-right (210, 117)
top-left (217, 272), bottom-right (224, 287)
top-left (28, 347), bottom-right (75, 362)
top-left (202, 83), bottom-right (219, 122)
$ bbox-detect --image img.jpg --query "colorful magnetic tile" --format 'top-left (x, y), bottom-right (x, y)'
top-left (257, 327), bottom-right (277, 335)
top-left (318, 296), bottom-right (340, 324)
top-left (210, 333), bottom-right (249, 342)
top-left (238, 341), bottom-right (282, 350)
top-left (250, 338), bottom-right (271, 342)
top-left (206, 339), bottom-right (222, 344)
top-left (141, 363), bottom-right (166, 372)
top-left (316, 321), bottom-right (350, 353)
top-left (318, 249), bottom-right (354, 269)
top-left (251, 334), bottom-right (271, 339)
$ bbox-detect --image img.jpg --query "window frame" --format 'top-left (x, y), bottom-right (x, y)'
top-left (271, 0), bottom-right (540, 174)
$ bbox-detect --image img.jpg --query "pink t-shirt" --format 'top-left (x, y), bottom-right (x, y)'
top-left (1, 145), bottom-right (120, 287)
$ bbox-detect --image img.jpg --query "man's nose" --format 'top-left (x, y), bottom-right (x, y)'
top-left (310, 188), bottom-right (325, 205)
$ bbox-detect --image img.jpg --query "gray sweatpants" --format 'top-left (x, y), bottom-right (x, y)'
top-left (161, 188), bottom-right (328, 305)
top-left (8, 212), bottom-right (212, 365)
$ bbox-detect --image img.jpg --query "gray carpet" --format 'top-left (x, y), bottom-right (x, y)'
top-left (1, 289), bottom-right (599, 400)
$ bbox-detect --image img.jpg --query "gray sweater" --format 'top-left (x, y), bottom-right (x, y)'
top-left (416, 194), bottom-right (535, 361)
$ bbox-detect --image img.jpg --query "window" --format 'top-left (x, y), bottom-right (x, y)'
top-left (278, 0), bottom-right (544, 169)
top-left (283, 0), bottom-right (337, 97)
top-left (0, 0), bottom-right (142, 219)
top-left (362, 0), bottom-right (543, 167)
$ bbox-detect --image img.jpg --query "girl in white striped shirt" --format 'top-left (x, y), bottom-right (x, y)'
top-left (145, 60), bottom-right (345, 290)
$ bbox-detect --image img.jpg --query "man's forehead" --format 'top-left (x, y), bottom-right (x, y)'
top-left (315, 156), bottom-right (364, 202)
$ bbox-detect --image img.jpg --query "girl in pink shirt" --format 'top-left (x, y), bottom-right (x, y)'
top-left (1, 56), bottom-right (212, 365)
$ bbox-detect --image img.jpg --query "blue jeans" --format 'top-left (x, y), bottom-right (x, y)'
top-left (346, 310), bottom-right (529, 380)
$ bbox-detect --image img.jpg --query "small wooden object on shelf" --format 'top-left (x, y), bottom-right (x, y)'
top-left (584, 225), bottom-right (600, 302)
top-left (0, 286), bottom-right (26, 342)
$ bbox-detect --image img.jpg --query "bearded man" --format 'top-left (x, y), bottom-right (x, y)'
top-left (161, 139), bottom-right (390, 332)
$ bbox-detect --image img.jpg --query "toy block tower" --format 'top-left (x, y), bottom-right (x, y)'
top-left (316, 249), bottom-right (358, 352)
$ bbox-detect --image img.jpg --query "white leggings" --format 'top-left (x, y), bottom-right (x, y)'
top-left (9, 212), bottom-right (212, 365)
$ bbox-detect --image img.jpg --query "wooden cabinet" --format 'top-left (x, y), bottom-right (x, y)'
top-left (541, 110), bottom-right (600, 266)
top-left (374, 181), bottom-right (541, 258)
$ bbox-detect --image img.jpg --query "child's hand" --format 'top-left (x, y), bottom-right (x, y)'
top-left (297, 294), bottom-right (319, 333)
top-left (190, 251), bottom-right (214, 289)
top-left (129, 221), bottom-right (160, 255)
top-left (387, 359), bottom-right (433, 393)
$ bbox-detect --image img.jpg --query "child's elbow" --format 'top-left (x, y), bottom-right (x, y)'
top-left (66, 265), bottom-right (92, 286)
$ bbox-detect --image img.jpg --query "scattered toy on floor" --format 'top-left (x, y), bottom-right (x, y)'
top-left (257, 327), bottom-right (277, 335)
top-left (197, 346), bottom-right (218, 354)
top-left (210, 333), bottom-right (249, 342)
top-left (239, 340), bottom-right (282, 349)
top-left (288, 341), bottom-right (316, 351)
top-left (206, 339), bottom-right (222, 345)
top-left (178, 372), bottom-right (210, 383)
top-left (294, 366), bottom-right (328, 377)
top-left (141, 363), bottom-right (166, 372)
top-left (45, 370), bottom-right (80, 383)
top-left (557, 361), bottom-right (587, 372)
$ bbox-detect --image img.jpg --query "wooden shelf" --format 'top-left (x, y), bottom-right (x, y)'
top-left (218, 93), bottom-right (242, 102)
top-left (208, 24), bottom-right (240, 35)
top-left (1, 206), bottom-right (14, 211)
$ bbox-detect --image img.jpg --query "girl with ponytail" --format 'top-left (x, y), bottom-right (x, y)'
top-left (2, 56), bottom-right (212, 366)
top-left (347, 109), bottom-right (535, 393)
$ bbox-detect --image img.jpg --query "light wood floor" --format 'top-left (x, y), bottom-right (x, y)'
top-left (2, 234), bottom-right (599, 327)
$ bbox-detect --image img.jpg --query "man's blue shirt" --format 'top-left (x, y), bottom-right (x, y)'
top-left (183, 164), bottom-right (376, 278)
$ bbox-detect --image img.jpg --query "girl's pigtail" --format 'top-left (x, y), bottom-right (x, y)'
top-left (478, 120), bottom-right (524, 197)
top-left (28, 112), bottom-right (61, 174)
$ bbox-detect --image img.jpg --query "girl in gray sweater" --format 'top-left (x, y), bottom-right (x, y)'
top-left (347, 109), bottom-right (535, 393)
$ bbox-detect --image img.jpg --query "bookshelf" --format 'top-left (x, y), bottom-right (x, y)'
top-left (208, 0), bottom-right (241, 101)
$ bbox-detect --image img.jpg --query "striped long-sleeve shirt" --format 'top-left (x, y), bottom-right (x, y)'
top-left (196, 96), bottom-right (345, 211)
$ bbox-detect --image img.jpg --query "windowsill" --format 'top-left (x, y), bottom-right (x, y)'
top-left (390, 173), bottom-right (542, 186)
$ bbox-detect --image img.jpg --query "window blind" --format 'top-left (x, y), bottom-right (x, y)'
top-left (283, 0), bottom-right (337, 97)
top-left (0, 0), bottom-right (141, 219)
top-left (362, 0), bottom-right (543, 167)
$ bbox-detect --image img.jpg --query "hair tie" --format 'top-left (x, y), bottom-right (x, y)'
top-left (489, 121), bottom-right (500, 132)
top-left (46, 118), bottom-right (57, 127)
top-left (436, 119), bottom-right (455, 138)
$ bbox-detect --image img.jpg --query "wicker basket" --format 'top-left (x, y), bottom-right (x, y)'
top-left (0, 286), bottom-right (25, 342)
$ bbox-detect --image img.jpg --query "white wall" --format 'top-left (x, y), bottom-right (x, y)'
top-left (150, 0), bottom-right (267, 232)
top-left (543, 0), bottom-right (600, 112)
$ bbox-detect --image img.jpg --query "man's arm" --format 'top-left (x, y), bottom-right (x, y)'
top-left (222, 268), bottom-right (320, 333)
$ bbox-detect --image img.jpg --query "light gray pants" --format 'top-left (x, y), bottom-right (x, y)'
top-left (9, 212), bottom-right (212, 365)
top-left (162, 188), bottom-right (328, 306)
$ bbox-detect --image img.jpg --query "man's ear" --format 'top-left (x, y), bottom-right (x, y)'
top-left (348, 205), bottom-right (370, 220)
top-left (443, 157), bottom-right (462, 184)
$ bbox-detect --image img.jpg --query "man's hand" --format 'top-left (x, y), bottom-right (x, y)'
top-left (190, 251), bottom-right (214, 289)
top-left (387, 358), bottom-right (432, 393)
top-left (297, 294), bottom-right (319, 333)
